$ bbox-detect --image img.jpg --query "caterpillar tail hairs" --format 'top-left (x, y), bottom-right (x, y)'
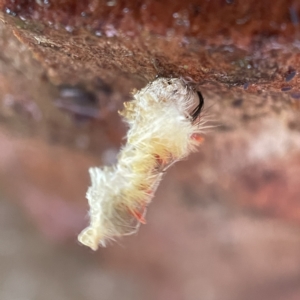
top-left (78, 77), bottom-right (206, 250)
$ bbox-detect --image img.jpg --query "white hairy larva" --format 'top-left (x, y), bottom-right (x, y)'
top-left (78, 77), bottom-right (205, 250)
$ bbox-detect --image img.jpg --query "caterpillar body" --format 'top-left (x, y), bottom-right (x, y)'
top-left (78, 78), bottom-right (205, 250)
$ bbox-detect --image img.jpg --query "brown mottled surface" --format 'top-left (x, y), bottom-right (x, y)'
top-left (1, 0), bottom-right (300, 90)
top-left (0, 1), bottom-right (300, 300)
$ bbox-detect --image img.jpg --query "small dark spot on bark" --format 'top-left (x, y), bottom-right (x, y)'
top-left (281, 86), bottom-right (292, 92)
top-left (285, 69), bottom-right (296, 82)
top-left (232, 98), bottom-right (243, 107)
top-left (291, 92), bottom-right (300, 99)
top-left (243, 82), bottom-right (249, 90)
top-left (189, 4), bottom-right (201, 16)
top-left (289, 6), bottom-right (299, 26)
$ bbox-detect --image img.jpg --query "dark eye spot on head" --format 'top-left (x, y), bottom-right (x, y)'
top-left (191, 91), bottom-right (204, 122)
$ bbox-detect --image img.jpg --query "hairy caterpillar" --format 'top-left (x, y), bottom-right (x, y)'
top-left (78, 78), bottom-right (205, 250)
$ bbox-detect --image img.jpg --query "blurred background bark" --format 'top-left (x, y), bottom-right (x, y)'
top-left (0, 1), bottom-right (300, 300)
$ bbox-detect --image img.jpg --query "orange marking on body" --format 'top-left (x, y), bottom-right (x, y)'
top-left (154, 154), bottom-right (164, 165)
top-left (154, 153), bottom-right (171, 166)
top-left (129, 208), bottom-right (147, 224)
top-left (191, 133), bottom-right (204, 143)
